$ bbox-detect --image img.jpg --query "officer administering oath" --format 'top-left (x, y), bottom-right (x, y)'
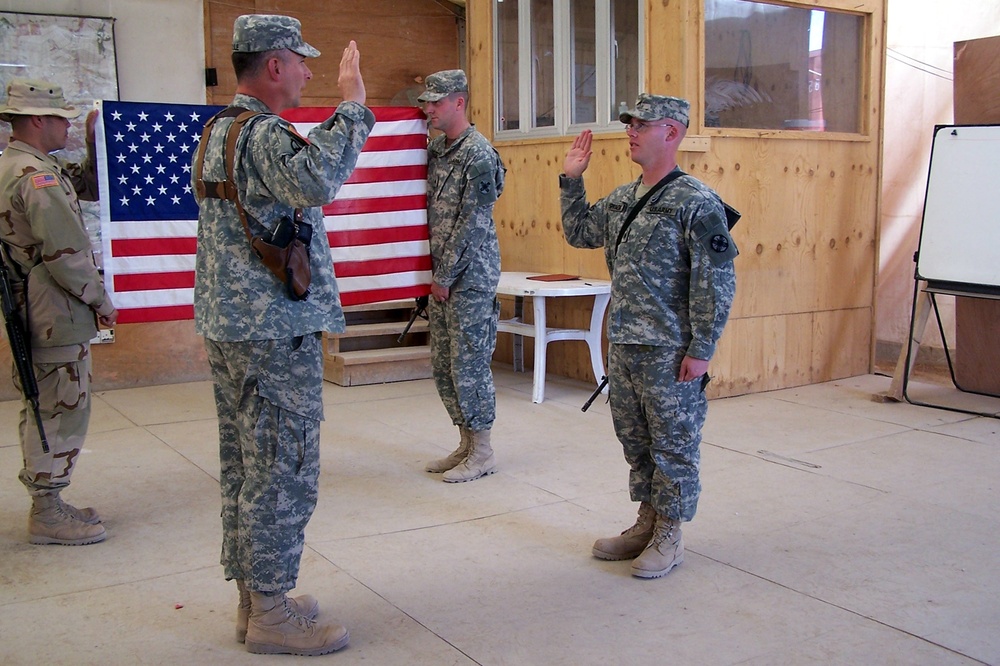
top-left (193, 15), bottom-right (373, 655)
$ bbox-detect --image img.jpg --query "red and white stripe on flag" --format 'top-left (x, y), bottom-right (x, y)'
top-left (95, 102), bottom-right (430, 324)
top-left (283, 106), bottom-right (431, 307)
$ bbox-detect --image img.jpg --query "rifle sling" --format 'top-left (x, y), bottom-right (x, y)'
top-left (613, 169), bottom-right (686, 255)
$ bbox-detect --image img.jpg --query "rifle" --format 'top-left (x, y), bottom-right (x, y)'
top-left (581, 375), bottom-right (608, 412)
top-left (0, 244), bottom-right (49, 453)
top-left (397, 295), bottom-right (429, 344)
top-left (581, 372), bottom-right (712, 412)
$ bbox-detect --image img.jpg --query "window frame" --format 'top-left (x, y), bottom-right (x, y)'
top-left (699, 0), bottom-right (874, 141)
top-left (493, 0), bottom-right (645, 140)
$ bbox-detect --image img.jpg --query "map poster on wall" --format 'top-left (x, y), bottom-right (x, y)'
top-left (0, 11), bottom-right (119, 267)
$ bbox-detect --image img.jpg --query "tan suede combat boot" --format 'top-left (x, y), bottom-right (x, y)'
top-left (245, 591), bottom-right (349, 656)
top-left (591, 501), bottom-right (656, 560)
top-left (235, 579), bottom-right (320, 643)
top-left (425, 427), bottom-right (472, 473)
top-left (442, 429), bottom-right (496, 483)
top-left (55, 495), bottom-right (102, 525)
top-left (630, 514), bottom-right (684, 579)
top-left (28, 494), bottom-right (106, 546)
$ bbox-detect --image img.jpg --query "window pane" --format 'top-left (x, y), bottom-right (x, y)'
top-left (497, 0), bottom-right (519, 130)
top-left (531, 0), bottom-right (555, 128)
top-left (612, 0), bottom-right (640, 120)
top-left (704, 0), bottom-right (863, 133)
top-left (571, 0), bottom-right (596, 125)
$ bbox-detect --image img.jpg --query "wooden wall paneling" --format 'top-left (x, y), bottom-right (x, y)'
top-left (205, 0), bottom-right (254, 105)
top-left (465, 0), bottom-right (493, 133)
top-left (494, 139), bottom-right (630, 278)
top-left (810, 306), bottom-right (872, 381)
top-left (645, 0), bottom-right (688, 98)
top-left (691, 137), bottom-right (878, 318)
top-left (709, 312), bottom-right (816, 397)
top-left (205, 0), bottom-right (462, 107)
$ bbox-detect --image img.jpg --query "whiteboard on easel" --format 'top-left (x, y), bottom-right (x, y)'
top-left (916, 124), bottom-right (1000, 292)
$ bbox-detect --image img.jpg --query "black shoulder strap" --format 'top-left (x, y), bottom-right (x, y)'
top-left (614, 169), bottom-right (686, 254)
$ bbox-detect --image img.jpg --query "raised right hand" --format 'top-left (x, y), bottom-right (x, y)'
top-left (338, 40), bottom-right (366, 105)
top-left (563, 130), bottom-right (593, 178)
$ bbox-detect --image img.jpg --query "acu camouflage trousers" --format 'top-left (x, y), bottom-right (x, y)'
top-left (205, 333), bottom-right (325, 595)
top-left (15, 343), bottom-right (91, 496)
top-left (428, 288), bottom-right (500, 432)
top-left (608, 343), bottom-right (707, 522)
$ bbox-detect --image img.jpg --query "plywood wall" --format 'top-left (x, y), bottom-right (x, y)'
top-left (203, 0), bottom-right (463, 107)
top-left (470, 0), bottom-right (886, 399)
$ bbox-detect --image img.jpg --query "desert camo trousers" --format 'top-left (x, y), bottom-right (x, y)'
top-left (14, 343), bottom-right (91, 497)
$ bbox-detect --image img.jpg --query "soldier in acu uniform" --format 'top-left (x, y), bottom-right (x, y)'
top-left (0, 78), bottom-right (118, 547)
top-left (418, 70), bottom-right (506, 483)
top-left (560, 94), bottom-right (737, 579)
top-left (192, 15), bottom-right (373, 655)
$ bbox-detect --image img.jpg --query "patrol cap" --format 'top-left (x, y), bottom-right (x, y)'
top-left (417, 70), bottom-right (468, 103)
top-left (232, 14), bottom-right (320, 58)
top-left (619, 93), bottom-right (690, 128)
top-left (0, 78), bottom-right (81, 122)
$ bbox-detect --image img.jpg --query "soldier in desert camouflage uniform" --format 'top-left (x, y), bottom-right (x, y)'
top-left (418, 70), bottom-right (506, 483)
top-left (192, 15), bottom-right (373, 656)
top-left (560, 94), bottom-right (737, 579)
top-left (0, 78), bottom-right (118, 547)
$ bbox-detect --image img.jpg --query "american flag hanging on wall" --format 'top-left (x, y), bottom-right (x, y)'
top-left (95, 101), bottom-right (431, 324)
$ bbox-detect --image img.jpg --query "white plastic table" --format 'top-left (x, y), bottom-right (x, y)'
top-left (495, 272), bottom-right (612, 403)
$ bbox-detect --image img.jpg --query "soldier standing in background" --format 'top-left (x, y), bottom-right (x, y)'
top-left (418, 70), bottom-right (506, 483)
top-left (0, 78), bottom-right (118, 546)
top-left (193, 15), bottom-right (373, 655)
top-left (560, 94), bottom-right (737, 578)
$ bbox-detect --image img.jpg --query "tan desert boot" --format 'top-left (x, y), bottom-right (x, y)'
top-left (592, 501), bottom-right (656, 560)
top-left (630, 515), bottom-right (684, 578)
top-left (425, 427), bottom-right (472, 473)
top-left (235, 579), bottom-right (319, 643)
top-left (245, 592), bottom-right (349, 656)
top-left (55, 495), bottom-right (101, 524)
top-left (442, 429), bottom-right (497, 483)
top-left (28, 494), bottom-right (106, 546)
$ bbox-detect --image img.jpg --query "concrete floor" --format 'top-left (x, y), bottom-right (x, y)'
top-left (1, 367), bottom-right (998, 665)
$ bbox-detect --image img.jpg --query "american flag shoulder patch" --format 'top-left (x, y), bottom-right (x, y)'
top-left (31, 173), bottom-right (59, 189)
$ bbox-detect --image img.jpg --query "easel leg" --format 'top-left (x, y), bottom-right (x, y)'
top-left (887, 283), bottom-right (932, 401)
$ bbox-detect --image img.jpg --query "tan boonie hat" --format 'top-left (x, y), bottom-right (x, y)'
top-left (417, 70), bottom-right (468, 103)
top-left (620, 93), bottom-right (690, 128)
top-left (232, 14), bottom-right (320, 58)
top-left (0, 78), bottom-right (81, 122)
